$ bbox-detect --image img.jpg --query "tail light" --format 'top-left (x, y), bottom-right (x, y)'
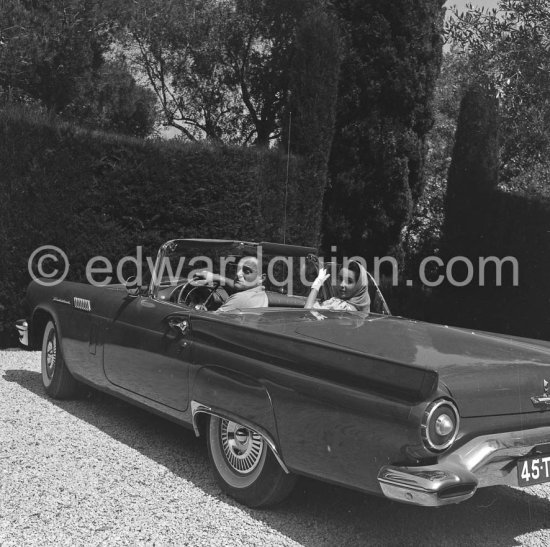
top-left (421, 399), bottom-right (460, 452)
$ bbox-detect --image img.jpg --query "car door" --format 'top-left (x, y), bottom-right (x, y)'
top-left (103, 295), bottom-right (192, 412)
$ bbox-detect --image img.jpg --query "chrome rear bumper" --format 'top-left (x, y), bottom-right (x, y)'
top-left (378, 425), bottom-right (550, 506)
top-left (15, 319), bottom-right (29, 346)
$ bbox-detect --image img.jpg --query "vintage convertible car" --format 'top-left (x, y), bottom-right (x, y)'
top-left (15, 239), bottom-right (550, 507)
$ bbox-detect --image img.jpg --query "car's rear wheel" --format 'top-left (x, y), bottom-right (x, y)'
top-left (206, 415), bottom-right (296, 507)
top-left (42, 320), bottom-right (81, 399)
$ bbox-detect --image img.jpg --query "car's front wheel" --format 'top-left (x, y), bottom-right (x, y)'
top-left (42, 320), bottom-right (81, 399)
top-left (206, 415), bottom-right (296, 507)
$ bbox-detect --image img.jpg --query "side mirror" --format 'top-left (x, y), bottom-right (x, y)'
top-left (124, 276), bottom-right (140, 297)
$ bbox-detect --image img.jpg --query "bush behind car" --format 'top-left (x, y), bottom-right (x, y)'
top-left (0, 106), bottom-right (319, 347)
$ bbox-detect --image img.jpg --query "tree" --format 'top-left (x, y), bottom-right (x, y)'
top-left (283, 2), bottom-right (342, 243)
top-left (64, 59), bottom-right (158, 137)
top-left (0, 0), bottom-right (110, 111)
top-left (404, 50), bottom-right (467, 259)
top-left (0, 0), bottom-right (157, 137)
top-left (322, 0), bottom-right (446, 261)
top-left (446, 0), bottom-right (550, 182)
top-left (124, 0), bottom-right (310, 144)
top-left (442, 85), bottom-right (500, 258)
top-left (123, 0), bottom-right (237, 142)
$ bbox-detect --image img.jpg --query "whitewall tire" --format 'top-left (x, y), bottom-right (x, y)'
top-left (206, 415), bottom-right (296, 507)
top-left (41, 320), bottom-right (81, 399)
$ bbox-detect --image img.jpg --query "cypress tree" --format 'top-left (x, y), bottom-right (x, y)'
top-left (284, 2), bottom-right (342, 245)
top-left (442, 86), bottom-right (499, 258)
top-left (323, 0), bottom-right (446, 261)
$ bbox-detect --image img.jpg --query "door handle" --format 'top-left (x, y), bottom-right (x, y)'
top-left (168, 318), bottom-right (189, 335)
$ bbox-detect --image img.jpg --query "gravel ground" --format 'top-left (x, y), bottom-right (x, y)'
top-left (1, 350), bottom-right (550, 546)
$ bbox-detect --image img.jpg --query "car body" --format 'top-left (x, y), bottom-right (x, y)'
top-left (15, 239), bottom-right (550, 507)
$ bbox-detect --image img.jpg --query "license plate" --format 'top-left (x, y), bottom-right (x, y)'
top-left (517, 455), bottom-right (550, 486)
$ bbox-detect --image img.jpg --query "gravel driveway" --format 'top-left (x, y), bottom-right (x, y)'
top-left (1, 349), bottom-right (550, 546)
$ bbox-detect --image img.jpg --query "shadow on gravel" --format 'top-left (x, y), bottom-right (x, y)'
top-left (5, 367), bottom-right (550, 547)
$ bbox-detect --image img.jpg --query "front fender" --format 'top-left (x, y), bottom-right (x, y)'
top-left (26, 280), bottom-right (75, 349)
top-left (30, 305), bottom-right (65, 349)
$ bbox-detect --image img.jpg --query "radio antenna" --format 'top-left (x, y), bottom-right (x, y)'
top-left (283, 111), bottom-right (291, 244)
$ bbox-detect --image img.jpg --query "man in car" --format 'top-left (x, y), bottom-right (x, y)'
top-left (194, 256), bottom-right (268, 312)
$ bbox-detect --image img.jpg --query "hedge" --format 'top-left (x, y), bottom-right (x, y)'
top-left (0, 107), bottom-right (320, 346)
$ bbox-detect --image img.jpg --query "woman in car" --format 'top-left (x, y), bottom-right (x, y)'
top-left (305, 260), bottom-right (370, 312)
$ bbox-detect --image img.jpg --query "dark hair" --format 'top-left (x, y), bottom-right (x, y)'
top-left (338, 261), bottom-right (362, 284)
top-left (348, 260), bottom-right (362, 281)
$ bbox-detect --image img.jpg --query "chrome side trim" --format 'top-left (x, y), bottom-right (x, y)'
top-left (190, 400), bottom-right (289, 474)
top-left (378, 424), bottom-right (550, 506)
top-left (15, 319), bottom-right (29, 346)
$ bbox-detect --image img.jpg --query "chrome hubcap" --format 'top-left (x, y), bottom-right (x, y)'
top-left (45, 332), bottom-right (56, 379)
top-left (220, 419), bottom-right (264, 474)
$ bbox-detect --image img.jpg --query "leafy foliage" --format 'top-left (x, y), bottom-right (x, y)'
top-left (446, 0), bottom-right (550, 181)
top-left (322, 0), bottom-right (446, 260)
top-left (0, 106), bottom-right (316, 345)
top-left (442, 86), bottom-right (500, 258)
top-left (405, 51), bottom-right (469, 260)
top-left (416, 84), bottom-right (550, 340)
top-left (125, 0), bottom-right (312, 144)
top-left (0, 0), bottom-right (156, 137)
top-left (505, 159), bottom-right (550, 198)
top-left (63, 59), bottom-right (158, 137)
top-left (283, 3), bottom-right (342, 245)
top-left (409, 0), bottom-right (550, 289)
top-left (0, 0), bottom-right (109, 110)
